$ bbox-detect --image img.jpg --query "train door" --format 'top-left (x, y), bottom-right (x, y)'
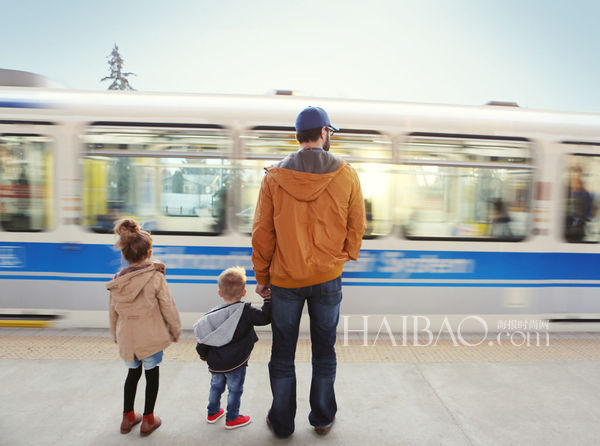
top-left (559, 142), bottom-right (600, 317)
top-left (391, 133), bottom-right (536, 316)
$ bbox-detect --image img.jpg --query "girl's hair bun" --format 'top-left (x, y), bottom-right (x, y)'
top-left (114, 218), bottom-right (140, 236)
top-left (113, 218), bottom-right (152, 263)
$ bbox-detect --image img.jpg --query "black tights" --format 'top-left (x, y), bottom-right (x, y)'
top-left (123, 366), bottom-right (160, 415)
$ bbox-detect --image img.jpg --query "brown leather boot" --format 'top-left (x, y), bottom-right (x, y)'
top-left (314, 417), bottom-right (335, 436)
top-left (140, 413), bottom-right (162, 436)
top-left (120, 411), bottom-right (142, 434)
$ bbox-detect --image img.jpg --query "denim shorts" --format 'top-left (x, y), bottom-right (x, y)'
top-left (124, 351), bottom-right (163, 370)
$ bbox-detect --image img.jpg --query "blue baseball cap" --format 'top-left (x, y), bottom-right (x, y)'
top-left (295, 106), bottom-right (339, 132)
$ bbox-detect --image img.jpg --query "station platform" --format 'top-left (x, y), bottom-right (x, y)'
top-left (2, 327), bottom-right (600, 446)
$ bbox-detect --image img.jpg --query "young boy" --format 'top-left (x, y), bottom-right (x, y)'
top-left (193, 266), bottom-right (271, 429)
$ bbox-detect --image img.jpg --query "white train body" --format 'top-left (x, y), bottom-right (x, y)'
top-left (1, 88), bottom-right (600, 332)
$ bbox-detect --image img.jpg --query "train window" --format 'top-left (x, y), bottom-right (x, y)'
top-left (397, 135), bottom-right (534, 240)
top-left (84, 124), bottom-right (231, 155)
top-left (0, 133), bottom-right (53, 231)
top-left (238, 128), bottom-right (393, 237)
top-left (236, 128), bottom-right (296, 234)
top-left (81, 125), bottom-right (232, 234)
top-left (403, 135), bottom-right (531, 164)
top-left (562, 152), bottom-right (600, 243)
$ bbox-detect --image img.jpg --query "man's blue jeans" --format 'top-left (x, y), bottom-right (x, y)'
top-left (207, 366), bottom-right (246, 421)
top-left (268, 276), bottom-right (342, 438)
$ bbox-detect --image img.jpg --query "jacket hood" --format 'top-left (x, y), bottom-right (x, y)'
top-left (106, 261), bottom-right (165, 303)
top-left (266, 158), bottom-right (348, 202)
top-left (194, 302), bottom-right (245, 347)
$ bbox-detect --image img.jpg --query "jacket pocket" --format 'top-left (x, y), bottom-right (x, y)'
top-left (208, 333), bottom-right (256, 371)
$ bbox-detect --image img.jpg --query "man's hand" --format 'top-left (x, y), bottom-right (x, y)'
top-left (256, 283), bottom-right (271, 299)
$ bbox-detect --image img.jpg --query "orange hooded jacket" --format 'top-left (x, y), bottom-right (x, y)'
top-left (251, 153), bottom-right (366, 288)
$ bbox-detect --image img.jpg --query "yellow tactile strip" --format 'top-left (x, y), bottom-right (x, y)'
top-left (2, 333), bottom-right (600, 363)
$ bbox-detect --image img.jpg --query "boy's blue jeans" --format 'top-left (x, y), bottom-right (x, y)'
top-left (207, 366), bottom-right (246, 421)
top-left (268, 276), bottom-right (342, 438)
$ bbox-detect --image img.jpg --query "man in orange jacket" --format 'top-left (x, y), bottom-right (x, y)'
top-left (252, 106), bottom-right (366, 438)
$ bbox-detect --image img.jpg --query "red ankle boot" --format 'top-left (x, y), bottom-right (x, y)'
top-left (140, 413), bottom-right (162, 436)
top-left (120, 411), bottom-right (142, 434)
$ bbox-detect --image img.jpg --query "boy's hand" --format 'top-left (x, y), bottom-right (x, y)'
top-left (172, 335), bottom-right (179, 342)
top-left (256, 283), bottom-right (271, 299)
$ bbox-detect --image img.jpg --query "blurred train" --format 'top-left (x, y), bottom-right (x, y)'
top-left (1, 86), bottom-right (600, 332)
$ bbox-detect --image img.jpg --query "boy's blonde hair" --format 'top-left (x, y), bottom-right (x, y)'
top-left (218, 266), bottom-right (246, 300)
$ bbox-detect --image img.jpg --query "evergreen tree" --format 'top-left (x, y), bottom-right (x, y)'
top-left (101, 44), bottom-right (136, 90)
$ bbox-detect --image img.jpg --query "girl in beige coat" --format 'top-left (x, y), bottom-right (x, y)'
top-left (106, 219), bottom-right (181, 436)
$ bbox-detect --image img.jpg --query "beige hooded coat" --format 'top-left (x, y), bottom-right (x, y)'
top-left (107, 262), bottom-right (181, 363)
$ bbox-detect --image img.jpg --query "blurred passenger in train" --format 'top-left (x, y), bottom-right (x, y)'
top-left (565, 166), bottom-right (593, 242)
top-left (2, 165), bottom-right (32, 231)
top-left (106, 218), bottom-right (181, 436)
top-left (364, 198), bottom-right (373, 234)
top-left (252, 106), bottom-right (366, 438)
top-left (0, 146), bottom-right (12, 229)
top-left (490, 198), bottom-right (513, 238)
top-left (211, 176), bottom-right (228, 233)
top-left (93, 201), bottom-right (122, 232)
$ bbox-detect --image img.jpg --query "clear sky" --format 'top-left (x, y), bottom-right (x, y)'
top-left (2, 0), bottom-right (599, 113)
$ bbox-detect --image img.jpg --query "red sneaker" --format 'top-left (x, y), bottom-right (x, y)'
top-left (225, 415), bottom-right (251, 429)
top-left (207, 408), bottom-right (225, 424)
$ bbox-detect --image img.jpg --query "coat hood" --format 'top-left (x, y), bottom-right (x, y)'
top-left (266, 158), bottom-right (348, 202)
top-left (193, 302), bottom-right (245, 347)
top-left (106, 262), bottom-right (166, 303)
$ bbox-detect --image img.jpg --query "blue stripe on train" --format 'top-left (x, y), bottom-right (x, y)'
top-left (0, 100), bottom-right (46, 108)
top-left (2, 275), bottom-right (600, 287)
top-left (0, 242), bottom-right (599, 281)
